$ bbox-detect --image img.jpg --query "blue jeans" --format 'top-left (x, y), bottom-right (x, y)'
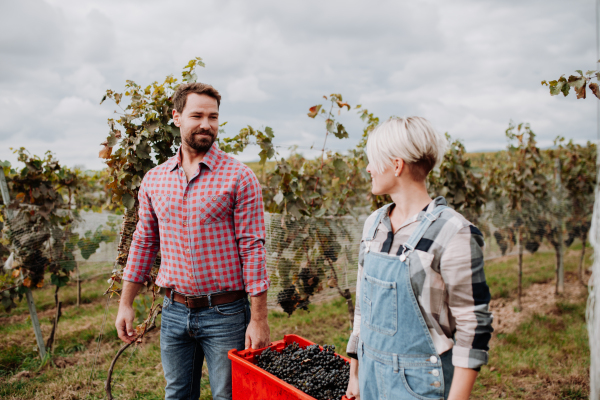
top-left (160, 296), bottom-right (250, 400)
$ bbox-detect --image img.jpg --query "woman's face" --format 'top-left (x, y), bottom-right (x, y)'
top-left (366, 162), bottom-right (398, 196)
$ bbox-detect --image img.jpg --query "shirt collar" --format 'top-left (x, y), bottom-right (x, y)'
top-left (167, 144), bottom-right (222, 172)
top-left (381, 196), bottom-right (448, 233)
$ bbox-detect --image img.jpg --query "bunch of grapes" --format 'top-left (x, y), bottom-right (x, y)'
top-left (276, 285), bottom-right (310, 316)
top-left (257, 342), bottom-right (350, 400)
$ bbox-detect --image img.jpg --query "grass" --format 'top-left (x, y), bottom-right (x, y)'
top-left (0, 247), bottom-right (591, 399)
top-left (485, 242), bottom-right (591, 299)
top-left (473, 299), bottom-right (589, 399)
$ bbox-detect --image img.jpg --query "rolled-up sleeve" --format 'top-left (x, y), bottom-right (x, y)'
top-left (441, 225), bottom-right (493, 370)
top-left (346, 243), bottom-right (363, 359)
top-left (235, 170), bottom-right (270, 297)
top-left (123, 180), bottom-right (160, 283)
top-left (347, 218), bottom-right (373, 359)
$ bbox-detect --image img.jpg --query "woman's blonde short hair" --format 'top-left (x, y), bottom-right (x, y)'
top-left (366, 116), bottom-right (448, 181)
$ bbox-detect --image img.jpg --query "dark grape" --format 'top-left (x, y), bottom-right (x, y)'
top-left (256, 342), bottom-right (350, 400)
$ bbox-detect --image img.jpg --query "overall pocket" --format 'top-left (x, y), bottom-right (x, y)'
top-left (362, 272), bottom-right (397, 336)
top-left (400, 367), bottom-right (444, 400)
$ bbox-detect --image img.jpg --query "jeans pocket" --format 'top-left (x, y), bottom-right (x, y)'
top-left (400, 367), bottom-right (444, 400)
top-left (363, 273), bottom-right (397, 336)
top-left (214, 298), bottom-right (246, 316)
top-left (162, 296), bottom-right (171, 310)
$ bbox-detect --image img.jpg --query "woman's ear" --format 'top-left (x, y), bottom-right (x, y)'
top-left (393, 158), bottom-right (405, 177)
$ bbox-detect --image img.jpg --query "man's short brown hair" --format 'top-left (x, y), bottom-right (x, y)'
top-left (173, 82), bottom-right (221, 112)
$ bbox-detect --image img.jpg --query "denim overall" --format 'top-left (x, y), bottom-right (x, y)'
top-left (358, 205), bottom-right (454, 400)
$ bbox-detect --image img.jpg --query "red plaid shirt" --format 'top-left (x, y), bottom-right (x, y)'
top-left (123, 145), bottom-right (270, 297)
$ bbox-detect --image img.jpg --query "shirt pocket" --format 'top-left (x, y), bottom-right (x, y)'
top-left (201, 194), bottom-right (231, 225)
top-left (152, 194), bottom-right (171, 223)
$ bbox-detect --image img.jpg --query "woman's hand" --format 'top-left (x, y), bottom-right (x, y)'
top-left (346, 358), bottom-right (360, 399)
top-left (447, 366), bottom-right (478, 400)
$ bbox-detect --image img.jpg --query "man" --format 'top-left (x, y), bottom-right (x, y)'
top-left (115, 82), bottom-right (271, 400)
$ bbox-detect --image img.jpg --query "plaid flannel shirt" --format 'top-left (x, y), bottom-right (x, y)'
top-left (123, 145), bottom-right (270, 297)
top-left (346, 197), bottom-right (493, 370)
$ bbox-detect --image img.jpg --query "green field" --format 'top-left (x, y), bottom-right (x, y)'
top-left (0, 245), bottom-right (592, 400)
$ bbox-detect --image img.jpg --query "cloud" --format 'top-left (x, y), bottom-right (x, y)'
top-left (227, 76), bottom-right (269, 102)
top-left (0, 0), bottom-right (597, 171)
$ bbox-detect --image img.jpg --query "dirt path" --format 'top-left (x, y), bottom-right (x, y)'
top-left (490, 271), bottom-right (589, 335)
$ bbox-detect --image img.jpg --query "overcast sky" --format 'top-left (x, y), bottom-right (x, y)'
top-left (0, 0), bottom-right (598, 170)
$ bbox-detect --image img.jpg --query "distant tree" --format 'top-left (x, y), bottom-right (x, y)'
top-left (428, 134), bottom-right (487, 226)
top-left (555, 139), bottom-right (596, 284)
top-left (495, 123), bottom-right (547, 310)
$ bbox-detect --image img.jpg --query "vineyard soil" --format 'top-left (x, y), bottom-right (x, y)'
top-left (0, 246), bottom-right (592, 400)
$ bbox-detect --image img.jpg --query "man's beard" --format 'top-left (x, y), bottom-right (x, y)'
top-left (183, 128), bottom-right (216, 153)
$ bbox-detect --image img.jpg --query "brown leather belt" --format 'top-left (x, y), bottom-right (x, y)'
top-left (165, 289), bottom-right (246, 309)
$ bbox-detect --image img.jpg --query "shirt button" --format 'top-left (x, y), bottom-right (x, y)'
top-left (432, 369), bottom-right (440, 377)
top-left (183, 221), bottom-right (187, 226)
top-left (212, 196), bottom-right (216, 201)
top-left (186, 248), bottom-right (190, 252)
top-left (432, 381), bottom-right (441, 388)
top-left (430, 356), bottom-right (437, 363)
top-left (183, 195), bottom-right (187, 200)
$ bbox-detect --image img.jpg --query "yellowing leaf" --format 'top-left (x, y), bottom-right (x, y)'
top-left (36, 279), bottom-right (44, 288)
top-left (307, 105), bottom-right (322, 118)
top-left (23, 277), bottom-right (32, 288)
top-left (590, 83), bottom-right (600, 99)
top-left (336, 101), bottom-right (350, 110)
top-left (99, 145), bottom-right (113, 159)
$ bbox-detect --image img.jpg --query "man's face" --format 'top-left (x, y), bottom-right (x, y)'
top-left (173, 93), bottom-right (219, 154)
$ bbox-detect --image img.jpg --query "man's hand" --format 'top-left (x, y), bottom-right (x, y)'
top-left (115, 305), bottom-right (136, 343)
top-left (115, 281), bottom-right (143, 344)
top-left (245, 318), bottom-right (270, 349)
top-left (346, 358), bottom-right (360, 399)
top-left (245, 291), bottom-right (270, 349)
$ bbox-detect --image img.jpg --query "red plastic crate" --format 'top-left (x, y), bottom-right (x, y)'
top-left (228, 334), bottom-right (351, 400)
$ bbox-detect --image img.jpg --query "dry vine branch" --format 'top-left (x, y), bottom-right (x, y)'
top-left (105, 297), bottom-right (162, 400)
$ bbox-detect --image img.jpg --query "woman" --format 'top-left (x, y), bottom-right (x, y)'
top-left (345, 117), bottom-right (493, 400)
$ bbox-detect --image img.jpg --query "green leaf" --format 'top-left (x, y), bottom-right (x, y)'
top-left (326, 119), bottom-right (335, 133)
top-left (107, 133), bottom-right (118, 147)
top-left (50, 274), bottom-right (69, 288)
top-left (314, 208), bottom-right (326, 218)
top-left (333, 159), bottom-right (346, 178)
top-left (334, 123), bottom-right (349, 139)
top-left (136, 140), bottom-right (151, 159)
top-left (122, 192), bottom-right (135, 210)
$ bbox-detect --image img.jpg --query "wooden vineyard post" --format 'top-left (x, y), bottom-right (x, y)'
top-left (76, 262), bottom-right (81, 308)
top-left (0, 169), bottom-right (47, 359)
top-left (554, 158), bottom-right (565, 295)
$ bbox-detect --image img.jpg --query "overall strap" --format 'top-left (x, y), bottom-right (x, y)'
top-left (364, 204), bottom-right (393, 241)
top-left (399, 205), bottom-right (448, 262)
